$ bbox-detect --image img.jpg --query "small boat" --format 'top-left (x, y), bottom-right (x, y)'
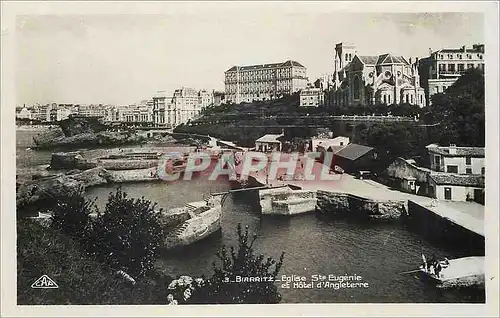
top-left (162, 196), bottom-right (222, 250)
top-left (418, 254), bottom-right (485, 288)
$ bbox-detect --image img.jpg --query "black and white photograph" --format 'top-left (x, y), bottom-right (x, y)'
top-left (1, 1), bottom-right (499, 317)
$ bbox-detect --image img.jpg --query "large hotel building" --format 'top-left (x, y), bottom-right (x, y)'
top-left (224, 60), bottom-right (308, 104)
top-left (418, 44), bottom-right (485, 105)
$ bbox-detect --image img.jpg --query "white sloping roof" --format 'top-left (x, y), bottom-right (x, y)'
top-left (256, 134), bottom-right (283, 143)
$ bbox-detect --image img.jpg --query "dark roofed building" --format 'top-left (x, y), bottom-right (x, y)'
top-left (331, 143), bottom-right (377, 173)
top-left (429, 174), bottom-right (485, 187)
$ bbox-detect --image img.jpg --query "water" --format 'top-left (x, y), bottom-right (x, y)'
top-left (16, 129), bottom-right (485, 303)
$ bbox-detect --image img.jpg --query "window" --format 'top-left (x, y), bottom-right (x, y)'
top-left (458, 54), bottom-right (462, 59)
top-left (458, 64), bottom-right (465, 72)
top-left (446, 165), bottom-right (458, 173)
top-left (353, 76), bottom-right (361, 100)
top-left (444, 187), bottom-right (452, 200)
top-left (434, 155), bottom-right (441, 165)
top-left (466, 168), bottom-right (472, 174)
top-left (465, 156), bottom-right (471, 165)
top-left (448, 64), bottom-right (455, 72)
top-left (410, 95), bottom-right (414, 104)
top-left (481, 167), bottom-right (485, 175)
top-left (439, 64), bottom-right (446, 71)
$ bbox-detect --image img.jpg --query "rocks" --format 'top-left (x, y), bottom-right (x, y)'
top-left (34, 131), bottom-right (146, 150)
top-left (50, 152), bottom-right (98, 170)
top-left (58, 116), bottom-right (108, 137)
top-left (32, 127), bottom-right (65, 146)
top-left (17, 175), bottom-right (85, 211)
top-left (316, 190), bottom-right (405, 220)
top-left (67, 167), bottom-right (108, 188)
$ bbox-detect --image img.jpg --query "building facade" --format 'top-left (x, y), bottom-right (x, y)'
top-left (299, 86), bottom-right (325, 107)
top-left (426, 144), bottom-right (485, 175)
top-left (152, 88), bottom-right (213, 128)
top-left (329, 42), bottom-right (426, 108)
top-left (213, 91), bottom-right (226, 106)
top-left (428, 174), bottom-right (484, 201)
top-left (16, 106), bottom-right (32, 120)
top-left (224, 60), bottom-right (308, 104)
top-left (418, 44), bottom-right (485, 105)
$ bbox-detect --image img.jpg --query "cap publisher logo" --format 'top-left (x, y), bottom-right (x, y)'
top-left (31, 275), bottom-right (59, 289)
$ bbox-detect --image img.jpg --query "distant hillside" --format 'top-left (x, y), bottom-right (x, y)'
top-left (174, 93), bottom-right (308, 147)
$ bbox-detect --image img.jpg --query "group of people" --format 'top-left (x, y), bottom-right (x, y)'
top-left (425, 255), bottom-right (450, 278)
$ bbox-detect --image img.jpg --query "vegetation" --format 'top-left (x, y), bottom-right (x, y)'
top-left (19, 190), bottom-right (285, 304)
top-left (426, 68), bottom-right (485, 147)
top-left (17, 218), bottom-right (174, 305)
top-left (184, 224), bottom-right (285, 304)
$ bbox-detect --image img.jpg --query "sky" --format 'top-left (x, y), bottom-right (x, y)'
top-left (15, 7), bottom-right (484, 106)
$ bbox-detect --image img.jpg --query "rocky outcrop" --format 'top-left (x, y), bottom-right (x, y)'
top-left (17, 175), bottom-right (85, 211)
top-left (316, 190), bottom-right (405, 220)
top-left (50, 152), bottom-right (97, 170)
top-left (34, 131), bottom-right (146, 150)
top-left (58, 116), bottom-right (108, 137)
top-left (67, 167), bottom-right (108, 188)
top-left (32, 127), bottom-right (65, 145)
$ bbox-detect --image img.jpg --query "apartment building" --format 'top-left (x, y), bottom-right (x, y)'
top-left (299, 86), bottom-right (325, 107)
top-left (426, 143), bottom-right (485, 175)
top-left (224, 60), bottom-right (308, 104)
top-left (152, 88), bottom-right (214, 128)
top-left (418, 44), bottom-right (485, 105)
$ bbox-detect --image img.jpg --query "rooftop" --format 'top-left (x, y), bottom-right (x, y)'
top-left (226, 60), bottom-right (305, 72)
top-left (334, 143), bottom-right (374, 161)
top-left (255, 133), bottom-right (284, 143)
top-left (427, 145), bottom-right (484, 157)
top-left (429, 173), bottom-right (485, 187)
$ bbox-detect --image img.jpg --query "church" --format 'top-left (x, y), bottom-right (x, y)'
top-left (328, 42), bottom-right (426, 108)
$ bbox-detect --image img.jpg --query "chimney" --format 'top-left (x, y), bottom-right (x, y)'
top-left (461, 45), bottom-right (466, 52)
top-left (449, 144), bottom-right (457, 155)
top-left (429, 48), bottom-right (432, 55)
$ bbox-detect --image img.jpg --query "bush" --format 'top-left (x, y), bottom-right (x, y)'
top-left (17, 218), bottom-right (174, 305)
top-left (188, 223), bottom-right (285, 304)
top-left (50, 192), bottom-right (97, 240)
top-left (86, 188), bottom-right (165, 277)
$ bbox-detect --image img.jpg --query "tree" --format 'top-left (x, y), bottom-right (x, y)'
top-left (189, 224), bottom-right (285, 304)
top-left (428, 68), bottom-right (485, 146)
top-left (86, 188), bottom-right (165, 277)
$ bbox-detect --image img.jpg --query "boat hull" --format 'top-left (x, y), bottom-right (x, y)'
top-left (163, 204), bottom-right (222, 250)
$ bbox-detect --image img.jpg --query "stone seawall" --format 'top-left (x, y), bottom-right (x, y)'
top-left (407, 201), bottom-right (484, 254)
top-left (259, 187), bottom-right (317, 215)
top-left (316, 190), bottom-right (406, 220)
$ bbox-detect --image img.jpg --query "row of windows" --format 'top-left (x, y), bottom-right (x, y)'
top-left (438, 63), bottom-right (484, 73)
top-left (438, 53), bottom-right (483, 60)
top-left (226, 68), bottom-right (305, 78)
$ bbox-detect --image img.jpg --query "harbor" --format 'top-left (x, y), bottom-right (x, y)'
top-left (16, 128), bottom-right (486, 303)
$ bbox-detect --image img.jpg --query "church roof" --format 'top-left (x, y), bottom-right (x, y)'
top-left (376, 53), bottom-right (409, 65)
top-left (358, 56), bottom-right (379, 65)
